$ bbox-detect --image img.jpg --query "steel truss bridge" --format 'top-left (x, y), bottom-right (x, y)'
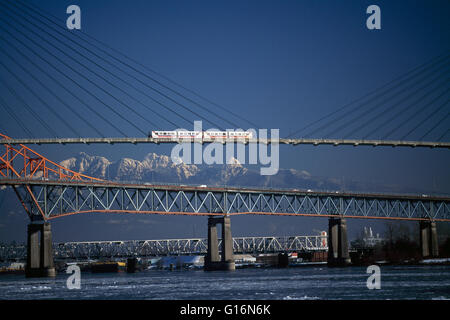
top-left (0, 235), bottom-right (327, 260)
top-left (1, 179), bottom-right (449, 222)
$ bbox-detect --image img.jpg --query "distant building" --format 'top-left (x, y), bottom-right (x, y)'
top-left (351, 227), bottom-right (385, 248)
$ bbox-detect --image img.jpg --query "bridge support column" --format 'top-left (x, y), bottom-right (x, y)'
top-left (26, 223), bottom-right (56, 278)
top-left (420, 221), bottom-right (439, 258)
top-left (327, 217), bottom-right (351, 267)
top-left (204, 216), bottom-right (235, 271)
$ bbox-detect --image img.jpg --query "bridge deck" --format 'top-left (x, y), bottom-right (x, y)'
top-left (1, 178), bottom-right (449, 221)
top-left (1, 137), bottom-right (449, 148)
top-left (1, 178), bottom-right (449, 201)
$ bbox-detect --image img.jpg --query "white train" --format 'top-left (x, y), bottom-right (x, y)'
top-left (150, 130), bottom-right (253, 139)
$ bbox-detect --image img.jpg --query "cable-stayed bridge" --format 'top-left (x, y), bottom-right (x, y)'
top-left (0, 0), bottom-right (449, 274)
top-left (0, 0), bottom-right (448, 144)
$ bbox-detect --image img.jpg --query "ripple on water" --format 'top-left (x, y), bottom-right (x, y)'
top-left (0, 266), bottom-right (449, 299)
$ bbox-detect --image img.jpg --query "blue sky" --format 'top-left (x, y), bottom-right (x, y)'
top-left (0, 0), bottom-right (449, 242)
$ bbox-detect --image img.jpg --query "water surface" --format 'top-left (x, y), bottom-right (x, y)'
top-left (0, 265), bottom-right (449, 300)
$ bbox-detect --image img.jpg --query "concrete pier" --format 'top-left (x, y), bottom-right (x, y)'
top-left (420, 221), bottom-right (439, 258)
top-left (204, 216), bottom-right (235, 271)
top-left (26, 223), bottom-right (56, 277)
top-left (127, 258), bottom-right (137, 273)
top-left (327, 217), bottom-right (351, 267)
top-left (277, 253), bottom-right (289, 268)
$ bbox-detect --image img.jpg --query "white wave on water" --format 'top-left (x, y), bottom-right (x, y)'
top-left (421, 258), bottom-right (450, 264)
top-left (432, 296), bottom-right (450, 300)
top-left (1, 266), bottom-right (449, 299)
top-left (283, 295), bottom-right (320, 300)
top-left (19, 285), bottom-right (52, 291)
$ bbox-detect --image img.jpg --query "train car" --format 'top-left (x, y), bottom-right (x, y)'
top-left (151, 131), bottom-right (178, 138)
top-left (177, 131), bottom-right (202, 139)
top-left (228, 131), bottom-right (253, 139)
top-left (151, 130), bottom-right (253, 140)
top-left (203, 131), bottom-right (227, 139)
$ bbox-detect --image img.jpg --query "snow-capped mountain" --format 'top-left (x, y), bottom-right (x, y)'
top-left (58, 152), bottom-right (415, 194)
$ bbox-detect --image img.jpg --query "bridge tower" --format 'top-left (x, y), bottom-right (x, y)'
top-left (327, 217), bottom-right (351, 267)
top-left (26, 222), bottom-right (56, 277)
top-left (205, 216), bottom-right (235, 271)
top-left (419, 220), bottom-right (439, 258)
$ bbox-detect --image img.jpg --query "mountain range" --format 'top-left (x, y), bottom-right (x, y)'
top-left (58, 152), bottom-right (420, 194)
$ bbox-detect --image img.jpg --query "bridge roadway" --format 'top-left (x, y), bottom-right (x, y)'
top-left (1, 137), bottom-right (450, 148)
top-left (0, 235), bottom-right (327, 261)
top-left (1, 178), bottom-right (449, 221)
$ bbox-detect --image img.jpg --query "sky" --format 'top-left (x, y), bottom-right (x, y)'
top-left (0, 0), bottom-right (449, 242)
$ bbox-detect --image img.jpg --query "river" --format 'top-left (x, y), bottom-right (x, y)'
top-left (0, 265), bottom-right (449, 300)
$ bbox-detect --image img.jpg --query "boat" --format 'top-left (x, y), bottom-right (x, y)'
top-left (90, 261), bottom-right (126, 273)
top-left (0, 262), bottom-right (25, 275)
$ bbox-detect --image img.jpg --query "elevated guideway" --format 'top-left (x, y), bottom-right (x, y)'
top-left (1, 137), bottom-right (449, 148)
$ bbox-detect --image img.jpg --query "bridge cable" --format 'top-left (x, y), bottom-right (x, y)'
top-left (9, 3), bottom-right (220, 131)
top-left (0, 36), bottom-right (125, 138)
top-left (420, 112), bottom-right (450, 140)
top-left (0, 18), bottom-right (148, 136)
top-left (286, 52), bottom-right (450, 138)
top-left (361, 75), bottom-right (450, 139)
top-left (346, 70), bottom-right (450, 139)
top-left (0, 77), bottom-right (58, 138)
top-left (382, 89), bottom-right (450, 139)
top-left (8, 0), bottom-right (257, 130)
top-left (0, 60), bottom-right (82, 137)
top-left (0, 31), bottom-right (128, 138)
top-left (0, 95), bottom-right (34, 138)
top-left (0, 43), bottom-right (105, 138)
top-left (0, 9), bottom-right (163, 133)
top-left (3, 0), bottom-right (229, 130)
top-left (320, 56), bottom-right (449, 138)
top-left (0, 3), bottom-right (189, 130)
top-left (322, 56), bottom-right (450, 138)
top-left (400, 98), bottom-right (450, 140)
top-left (344, 76), bottom-right (449, 139)
top-left (438, 128), bottom-right (450, 141)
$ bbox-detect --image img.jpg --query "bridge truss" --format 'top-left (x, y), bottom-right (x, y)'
top-left (0, 179), bottom-right (449, 222)
top-left (0, 235), bottom-right (327, 261)
top-left (0, 133), bottom-right (102, 219)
